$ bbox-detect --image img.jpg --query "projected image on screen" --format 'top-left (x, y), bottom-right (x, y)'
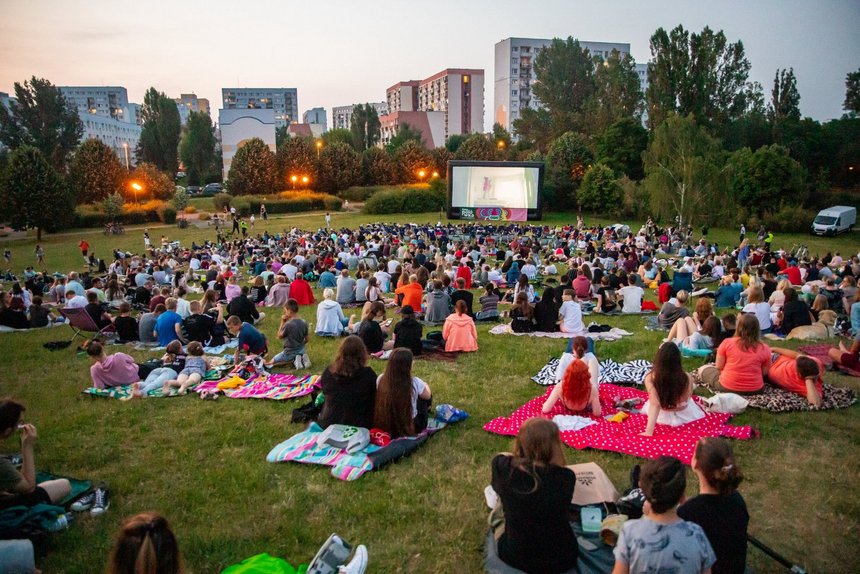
top-left (451, 166), bottom-right (539, 210)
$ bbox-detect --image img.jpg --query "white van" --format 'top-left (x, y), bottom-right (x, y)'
top-left (811, 206), bottom-right (856, 236)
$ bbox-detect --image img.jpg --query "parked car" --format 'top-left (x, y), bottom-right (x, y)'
top-left (175, 185), bottom-right (186, 194)
top-left (186, 185), bottom-right (202, 195)
top-left (176, 171), bottom-right (186, 179)
top-left (811, 205), bottom-right (856, 236)
top-left (202, 183), bottom-right (224, 196)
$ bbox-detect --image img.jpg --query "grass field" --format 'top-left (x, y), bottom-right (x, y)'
top-left (0, 210), bottom-right (858, 573)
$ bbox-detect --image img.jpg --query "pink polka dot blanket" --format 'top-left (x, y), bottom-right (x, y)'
top-left (484, 384), bottom-right (756, 464)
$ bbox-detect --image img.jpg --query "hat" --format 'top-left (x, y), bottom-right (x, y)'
top-left (401, 305), bottom-right (414, 316)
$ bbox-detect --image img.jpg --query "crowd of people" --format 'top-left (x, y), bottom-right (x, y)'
top-left (1, 215), bottom-right (858, 572)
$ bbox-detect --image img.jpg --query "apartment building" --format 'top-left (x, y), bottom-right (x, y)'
top-left (221, 88), bottom-right (298, 127)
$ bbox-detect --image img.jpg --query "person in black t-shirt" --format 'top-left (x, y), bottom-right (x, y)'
top-left (678, 437), bottom-right (749, 574)
top-left (183, 300), bottom-right (224, 345)
top-left (84, 292), bottom-right (112, 329)
top-left (450, 278), bottom-right (474, 317)
top-left (318, 335), bottom-right (378, 429)
top-left (227, 286), bottom-right (259, 325)
top-left (356, 301), bottom-right (391, 353)
top-left (113, 302), bottom-right (139, 341)
top-left (392, 305), bottom-right (423, 355)
top-left (491, 418), bottom-right (578, 574)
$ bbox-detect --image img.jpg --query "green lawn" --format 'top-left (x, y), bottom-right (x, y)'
top-left (0, 211), bottom-right (858, 573)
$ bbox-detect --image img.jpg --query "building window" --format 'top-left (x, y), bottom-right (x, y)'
top-left (512, 68), bottom-right (518, 75)
top-left (512, 46), bottom-right (518, 51)
top-left (512, 90), bottom-right (518, 96)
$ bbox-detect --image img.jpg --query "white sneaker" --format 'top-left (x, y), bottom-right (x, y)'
top-left (294, 355), bottom-right (304, 370)
top-left (338, 545), bottom-right (368, 574)
top-left (302, 353), bottom-right (311, 369)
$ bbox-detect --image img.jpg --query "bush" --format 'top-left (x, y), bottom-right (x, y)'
top-left (364, 185), bottom-right (445, 214)
top-left (213, 192), bottom-right (232, 211)
top-left (198, 211), bottom-right (211, 221)
top-left (763, 204), bottom-right (818, 233)
top-left (184, 206), bottom-right (197, 214)
top-left (231, 197), bottom-right (251, 216)
top-left (323, 195), bottom-right (343, 211)
top-left (156, 204), bottom-right (177, 224)
top-left (244, 192), bottom-right (342, 215)
top-left (339, 185), bottom-right (427, 203)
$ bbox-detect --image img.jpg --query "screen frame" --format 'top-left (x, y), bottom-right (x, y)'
top-left (446, 160), bottom-right (544, 221)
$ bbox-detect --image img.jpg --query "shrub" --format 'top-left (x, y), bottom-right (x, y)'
top-left (578, 163), bottom-right (623, 215)
top-left (231, 197), bottom-right (251, 216)
top-left (763, 204), bottom-right (818, 233)
top-left (128, 163), bottom-right (174, 201)
top-left (213, 192), bottom-right (232, 211)
top-left (184, 206), bottom-right (197, 214)
top-left (157, 204), bottom-right (177, 224)
top-left (323, 195), bottom-right (343, 211)
top-left (198, 211), bottom-right (211, 221)
top-left (245, 191), bottom-right (342, 214)
top-left (364, 185), bottom-right (445, 214)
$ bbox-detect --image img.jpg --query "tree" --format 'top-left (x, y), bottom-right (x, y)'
top-left (728, 144), bottom-right (807, 216)
top-left (545, 132), bottom-right (593, 208)
top-left (322, 128), bottom-right (355, 149)
top-left (392, 140), bottom-right (433, 183)
top-left (512, 107), bottom-right (555, 152)
top-left (578, 163), bottom-right (623, 214)
top-left (349, 104), bottom-right (381, 151)
top-left (318, 142), bottom-right (361, 193)
top-left (585, 50), bottom-right (643, 134)
top-left (455, 134), bottom-right (497, 161)
top-left (594, 117), bottom-right (648, 180)
top-left (492, 123), bottom-right (513, 149)
top-left (128, 162), bottom-right (175, 201)
top-left (385, 122), bottom-right (424, 153)
top-left (646, 25), bottom-right (751, 130)
top-left (361, 147), bottom-right (397, 186)
top-left (445, 134), bottom-right (468, 153)
top-left (0, 146), bottom-right (73, 240)
top-left (276, 136), bottom-right (317, 187)
top-left (137, 87), bottom-right (181, 175)
top-left (843, 68), bottom-right (860, 116)
top-left (643, 114), bottom-right (728, 227)
top-left (227, 138), bottom-right (277, 196)
top-left (179, 111), bottom-right (217, 186)
top-left (172, 186), bottom-right (189, 212)
top-left (0, 76), bottom-right (82, 171)
top-left (431, 147), bottom-right (455, 178)
top-left (531, 37), bottom-right (595, 134)
top-left (769, 68), bottom-right (801, 123)
top-left (102, 192), bottom-right (124, 222)
top-left (719, 81), bottom-right (772, 152)
top-left (275, 126), bottom-right (290, 149)
top-left (67, 138), bottom-right (124, 203)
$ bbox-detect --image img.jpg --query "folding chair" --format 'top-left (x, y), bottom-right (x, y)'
top-left (59, 307), bottom-right (116, 344)
top-left (671, 271), bottom-right (693, 295)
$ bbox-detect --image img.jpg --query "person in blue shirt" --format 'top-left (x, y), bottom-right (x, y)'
top-left (153, 298), bottom-right (184, 346)
top-left (318, 268), bottom-right (338, 288)
top-left (226, 315), bottom-right (268, 365)
top-left (714, 275), bottom-right (743, 308)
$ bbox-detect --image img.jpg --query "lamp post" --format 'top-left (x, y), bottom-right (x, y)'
top-left (417, 169), bottom-right (426, 181)
top-left (122, 142), bottom-right (130, 171)
top-left (316, 140), bottom-right (322, 159)
top-left (301, 176), bottom-right (309, 188)
top-left (290, 175), bottom-right (298, 191)
top-left (131, 182), bottom-right (142, 204)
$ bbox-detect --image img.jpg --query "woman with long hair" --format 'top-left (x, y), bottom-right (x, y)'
top-left (533, 286), bottom-right (559, 332)
top-left (641, 343), bottom-right (704, 436)
top-left (678, 437), bottom-right (749, 574)
top-left (542, 358), bottom-right (601, 415)
top-left (374, 348), bottom-right (432, 438)
top-left (490, 418), bottom-right (578, 573)
top-left (698, 314), bottom-right (770, 394)
top-left (318, 335), bottom-right (378, 429)
top-left (509, 291), bottom-right (535, 333)
top-left (356, 300), bottom-right (392, 353)
top-left (106, 512), bottom-right (183, 574)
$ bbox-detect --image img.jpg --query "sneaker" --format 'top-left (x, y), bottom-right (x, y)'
top-left (302, 353), bottom-right (311, 369)
top-left (308, 534), bottom-right (352, 574)
top-left (70, 491), bottom-right (96, 512)
top-left (90, 482), bottom-right (110, 515)
top-left (294, 355), bottom-right (304, 370)
top-left (338, 545), bottom-right (368, 574)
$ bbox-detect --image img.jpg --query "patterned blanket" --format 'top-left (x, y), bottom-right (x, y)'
top-left (267, 419), bottom-right (455, 481)
top-left (484, 384), bottom-right (755, 464)
top-left (488, 324), bottom-right (633, 341)
top-left (195, 373), bottom-right (320, 401)
top-left (532, 358), bottom-right (653, 387)
top-left (798, 343), bottom-right (860, 377)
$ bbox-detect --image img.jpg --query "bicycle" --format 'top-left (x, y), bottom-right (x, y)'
top-left (103, 222), bottom-right (125, 235)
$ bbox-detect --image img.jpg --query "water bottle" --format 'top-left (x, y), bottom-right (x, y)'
top-left (49, 513), bottom-right (73, 532)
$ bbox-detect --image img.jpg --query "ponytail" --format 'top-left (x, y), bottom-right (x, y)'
top-left (135, 532), bottom-right (158, 574)
top-left (694, 437), bottom-right (743, 495)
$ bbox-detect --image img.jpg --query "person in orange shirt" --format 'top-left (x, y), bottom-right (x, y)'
top-left (767, 347), bottom-right (823, 406)
top-left (395, 274), bottom-right (424, 312)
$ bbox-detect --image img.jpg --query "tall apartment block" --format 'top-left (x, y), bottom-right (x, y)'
top-left (493, 38), bottom-right (634, 131)
top-left (174, 93), bottom-right (210, 125)
top-left (221, 88), bottom-right (298, 127)
top-left (332, 102), bottom-right (389, 131)
top-left (302, 107), bottom-right (327, 131)
top-left (57, 86), bottom-right (141, 165)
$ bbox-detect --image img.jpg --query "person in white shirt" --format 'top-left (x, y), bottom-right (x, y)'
top-left (64, 290), bottom-right (88, 309)
top-left (617, 276), bottom-right (644, 313)
top-left (282, 262), bottom-right (298, 281)
top-left (374, 267), bottom-right (391, 292)
top-left (487, 267), bottom-right (503, 284)
top-left (521, 262), bottom-right (538, 279)
top-left (189, 257), bottom-right (201, 271)
top-left (558, 289), bottom-right (584, 334)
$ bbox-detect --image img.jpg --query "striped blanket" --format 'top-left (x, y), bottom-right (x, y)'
top-left (195, 373), bottom-right (320, 401)
top-left (532, 358), bottom-right (653, 387)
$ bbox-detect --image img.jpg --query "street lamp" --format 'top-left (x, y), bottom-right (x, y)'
top-left (432, 171), bottom-right (439, 178)
top-left (131, 181), bottom-right (142, 204)
top-left (417, 169), bottom-right (426, 180)
top-left (301, 176), bottom-right (309, 187)
top-left (290, 175), bottom-right (298, 190)
top-left (121, 142), bottom-right (130, 171)
top-left (497, 140), bottom-right (505, 150)
top-left (316, 140), bottom-right (323, 158)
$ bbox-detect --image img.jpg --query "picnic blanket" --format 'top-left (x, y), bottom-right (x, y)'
top-left (532, 358), bottom-right (653, 387)
top-left (371, 347), bottom-right (459, 362)
top-left (267, 410), bottom-right (466, 480)
top-left (489, 324), bottom-right (633, 341)
top-left (798, 343), bottom-right (860, 377)
top-left (484, 384), bottom-right (755, 464)
top-left (195, 373), bottom-right (320, 401)
top-left (484, 526), bottom-right (614, 574)
top-left (35, 471), bottom-right (92, 507)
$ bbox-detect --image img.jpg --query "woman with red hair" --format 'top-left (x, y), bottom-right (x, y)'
top-left (541, 359), bottom-right (600, 415)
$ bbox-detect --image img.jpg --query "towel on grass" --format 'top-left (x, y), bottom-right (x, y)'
top-left (82, 381), bottom-right (203, 399)
top-left (195, 373), bottom-right (320, 400)
top-left (35, 472), bottom-right (92, 507)
top-left (484, 384), bottom-right (755, 464)
top-left (267, 414), bottom-right (463, 481)
top-left (798, 343), bottom-right (860, 377)
top-left (489, 324), bottom-right (633, 341)
top-left (532, 358), bottom-right (653, 387)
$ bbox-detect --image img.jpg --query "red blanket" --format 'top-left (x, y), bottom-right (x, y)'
top-left (484, 384), bottom-right (756, 464)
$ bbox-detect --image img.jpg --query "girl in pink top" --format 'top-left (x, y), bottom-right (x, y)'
top-left (442, 300), bottom-right (478, 352)
top-left (87, 342), bottom-right (139, 389)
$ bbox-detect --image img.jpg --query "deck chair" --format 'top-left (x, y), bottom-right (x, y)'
top-left (59, 307), bottom-right (116, 343)
top-left (671, 271), bottom-right (693, 295)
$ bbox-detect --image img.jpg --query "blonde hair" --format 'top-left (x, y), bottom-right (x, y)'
top-left (675, 290), bottom-right (688, 304)
top-left (323, 288), bottom-right (334, 300)
top-left (748, 286), bottom-right (764, 304)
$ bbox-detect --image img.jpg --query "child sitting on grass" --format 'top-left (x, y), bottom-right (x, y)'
top-left (113, 302), bottom-right (139, 342)
top-left (226, 315), bottom-right (268, 365)
top-left (613, 456), bottom-right (715, 574)
top-left (163, 341), bottom-right (209, 395)
top-left (558, 289), bottom-right (584, 334)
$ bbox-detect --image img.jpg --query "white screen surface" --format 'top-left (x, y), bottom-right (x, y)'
top-left (450, 166), bottom-right (539, 209)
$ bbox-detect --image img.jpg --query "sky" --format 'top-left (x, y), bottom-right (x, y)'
top-left (1, 0), bottom-right (858, 132)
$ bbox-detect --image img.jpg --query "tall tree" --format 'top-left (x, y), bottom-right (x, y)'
top-left (455, 134), bottom-right (497, 161)
top-left (321, 128), bottom-right (355, 149)
top-left (275, 126), bottom-right (290, 149)
top-left (227, 138), bottom-right (277, 195)
top-left (844, 68), bottom-right (860, 117)
top-left (578, 162), bottom-right (623, 215)
top-left (728, 144), bottom-right (807, 216)
top-left (276, 136), bottom-right (317, 186)
top-left (349, 103), bottom-right (381, 151)
top-left (392, 140), bottom-right (433, 183)
top-left (318, 142), bottom-right (361, 192)
top-left (531, 37), bottom-right (596, 134)
top-left (179, 111), bottom-right (217, 186)
top-left (431, 147), bottom-right (455, 178)
top-left (643, 114), bottom-right (728, 227)
top-left (512, 107), bottom-right (554, 152)
top-left (769, 68), bottom-right (801, 123)
top-left (137, 87), bottom-right (181, 175)
top-left (646, 25), bottom-right (751, 130)
top-left (445, 134), bottom-right (468, 153)
top-left (0, 146), bottom-right (73, 240)
top-left (68, 138), bottom-right (125, 203)
top-left (585, 50), bottom-right (643, 134)
top-left (385, 123), bottom-right (424, 153)
top-left (362, 147), bottom-right (397, 185)
top-left (0, 76), bottom-right (82, 171)
top-left (545, 131), bottom-right (593, 208)
top-left (595, 117), bottom-right (648, 180)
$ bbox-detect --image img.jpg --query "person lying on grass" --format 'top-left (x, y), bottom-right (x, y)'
top-left (374, 348), bottom-right (432, 438)
top-left (128, 340), bottom-right (186, 399)
top-left (162, 341), bottom-right (209, 396)
top-left (0, 399), bottom-right (71, 511)
top-left (767, 347), bottom-right (824, 407)
top-left (641, 342), bottom-right (705, 437)
top-left (612, 456), bottom-right (715, 574)
top-left (87, 342), bottom-right (140, 389)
